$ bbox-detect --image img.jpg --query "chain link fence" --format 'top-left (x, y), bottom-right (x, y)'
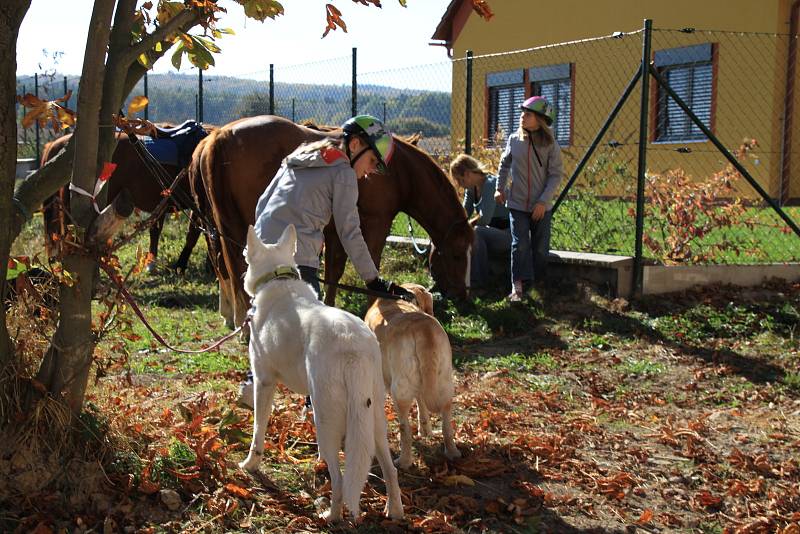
top-left (456, 24), bottom-right (800, 267)
top-left (15, 22), bottom-right (800, 268)
top-left (15, 73), bottom-right (80, 163)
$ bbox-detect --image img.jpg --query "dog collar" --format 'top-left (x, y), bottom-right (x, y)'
top-left (253, 265), bottom-right (300, 291)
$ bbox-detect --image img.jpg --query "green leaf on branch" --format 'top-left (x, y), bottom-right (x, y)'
top-left (170, 32), bottom-right (218, 70)
top-left (157, 1), bottom-right (184, 25)
top-left (238, 0), bottom-right (285, 22)
top-left (212, 27), bottom-right (236, 39)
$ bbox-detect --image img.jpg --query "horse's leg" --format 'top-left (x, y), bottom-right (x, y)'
top-left (362, 216), bottom-right (393, 270)
top-left (172, 210), bottom-right (201, 273)
top-left (145, 212), bottom-right (166, 274)
top-left (219, 280), bottom-right (234, 329)
top-left (321, 216), bottom-right (393, 306)
top-left (322, 223), bottom-right (347, 307)
top-left (231, 250), bottom-right (251, 340)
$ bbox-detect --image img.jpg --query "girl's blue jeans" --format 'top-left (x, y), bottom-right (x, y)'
top-left (509, 208), bottom-right (552, 287)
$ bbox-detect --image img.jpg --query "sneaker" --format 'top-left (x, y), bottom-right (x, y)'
top-left (507, 291), bottom-right (523, 303)
top-left (507, 280), bottom-right (524, 303)
top-left (237, 379), bottom-right (254, 410)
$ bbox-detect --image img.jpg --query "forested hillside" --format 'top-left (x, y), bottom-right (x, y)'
top-left (125, 73), bottom-right (452, 136)
top-left (15, 72), bottom-right (453, 160)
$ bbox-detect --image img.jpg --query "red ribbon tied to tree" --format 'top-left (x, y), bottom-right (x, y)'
top-left (68, 162), bottom-right (118, 213)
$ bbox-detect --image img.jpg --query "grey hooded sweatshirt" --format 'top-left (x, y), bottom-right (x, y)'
top-left (496, 130), bottom-right (563, 212)
top-left (254, 146), bottom-right (379, 282)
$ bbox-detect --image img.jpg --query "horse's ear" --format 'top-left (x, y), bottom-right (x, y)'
top-left (277, 224), bottom-right (297, 256)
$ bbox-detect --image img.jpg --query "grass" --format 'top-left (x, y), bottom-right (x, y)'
top-left (394, 195), bottom-right (800, 264)
top-left (615, 357), bottom-right (666, 376)
top-left (7, 207), bottom-right (800, 533)
top-left (457, 351), bottom-right (558, 374)
top-left (554, 198), bottom-right (800, 263)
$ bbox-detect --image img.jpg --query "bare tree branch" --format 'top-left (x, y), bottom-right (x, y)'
top-left (110, 0), bottom-right (138, 54)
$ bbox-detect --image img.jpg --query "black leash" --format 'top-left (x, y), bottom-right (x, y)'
top-left (316, 277), bottom-right (407, 301)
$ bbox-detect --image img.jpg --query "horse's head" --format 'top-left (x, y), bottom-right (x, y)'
top-left (428, 219), bottom-right (474, 300)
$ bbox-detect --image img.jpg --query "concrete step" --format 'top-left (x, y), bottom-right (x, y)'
top-left (385, 235), bottom-right (634, 297)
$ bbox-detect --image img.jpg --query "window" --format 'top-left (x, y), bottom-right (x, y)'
top-left (654, 43), bottom-right (714, 142)
top-left (530, 63), bottom-right (573, 146)
top-left (486, 70), bottom-right (524, 146)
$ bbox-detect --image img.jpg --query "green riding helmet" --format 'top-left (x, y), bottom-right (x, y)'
top-left (342, 115), bottom-right (395, 172)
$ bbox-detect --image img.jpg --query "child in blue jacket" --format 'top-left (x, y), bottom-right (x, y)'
top-left (494, 96), bottom-right (563, 302)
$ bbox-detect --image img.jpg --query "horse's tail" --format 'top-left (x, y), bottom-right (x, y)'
top-left (197, 131), bottom-right (232, 283)
top-left (415, 320), bottom-right (454, 415)
top-left (342, 347), bottom-right (379, 517)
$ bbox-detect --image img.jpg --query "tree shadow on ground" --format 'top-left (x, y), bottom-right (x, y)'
top-left (386, 440), bottom-right (629, 533)
top-left (541, 279), bottom-right (792, 386)
top-left (137, 289), bottom-right (219, 310)
top-left (440, 288), bottom-right (570, 354)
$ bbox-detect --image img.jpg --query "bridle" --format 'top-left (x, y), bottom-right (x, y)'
top-left (430, 217), bottom-right (471, 294)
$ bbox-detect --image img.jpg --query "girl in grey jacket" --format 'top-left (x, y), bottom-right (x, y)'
top-left (253, 115), bottom-right (410, 301)
top-left (495, 96), bottom-right (563, 302)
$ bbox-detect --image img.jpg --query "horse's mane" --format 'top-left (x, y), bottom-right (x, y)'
top-left (301, 120), bottom-right (339, 132)
top-left (393, 137), bottom-right (463, 208)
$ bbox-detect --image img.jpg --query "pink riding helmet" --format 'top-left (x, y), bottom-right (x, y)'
top-left (520, 96), bottom-right (555, 126)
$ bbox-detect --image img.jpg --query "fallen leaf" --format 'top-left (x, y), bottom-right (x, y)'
top-left (443, 474), bottom-right (475, 487)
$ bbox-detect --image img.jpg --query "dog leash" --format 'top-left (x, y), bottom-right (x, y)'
top-left (315, 277), bottom-right (411, 301)
top-left (99, 260), bottom-right (249, 354)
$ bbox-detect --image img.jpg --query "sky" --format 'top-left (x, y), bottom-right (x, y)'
top-left (16, 0), bottom-right (456, 82)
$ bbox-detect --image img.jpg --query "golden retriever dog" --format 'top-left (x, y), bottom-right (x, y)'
top-left (365, 283), bottom-right (461, 468)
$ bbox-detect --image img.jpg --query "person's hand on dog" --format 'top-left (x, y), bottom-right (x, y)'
top-left (367, 278), bottom-right (415, 302)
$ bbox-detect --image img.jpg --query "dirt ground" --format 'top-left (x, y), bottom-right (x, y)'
top-left (2, 280), bottom-right (799, 533)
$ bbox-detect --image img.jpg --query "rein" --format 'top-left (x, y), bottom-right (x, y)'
top-left (99, 260), bottom-right (248, 354)
top-left (406, 218), bottom-right (430, 256)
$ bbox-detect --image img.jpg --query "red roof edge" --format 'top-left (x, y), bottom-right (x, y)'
top-left (430, 0), bottom-right (473, 52)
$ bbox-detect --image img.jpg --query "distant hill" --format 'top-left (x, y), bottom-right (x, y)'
top-left (120, 73), bottom-right (453, 138)
top-left (15, 72), bottom-right (454, 157)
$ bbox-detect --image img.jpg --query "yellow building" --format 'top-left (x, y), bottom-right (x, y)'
top-left (432, 0), bottom-right (800, 203)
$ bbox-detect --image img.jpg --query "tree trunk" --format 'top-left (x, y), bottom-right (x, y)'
top-left (0, 1), bottom-right (32, 369)
top-left (35, 2), bottom-right (116, 413)
top-left (32, 1), bottom-right (198, 412)
top-left (11, 2), bottom-right (201, 413)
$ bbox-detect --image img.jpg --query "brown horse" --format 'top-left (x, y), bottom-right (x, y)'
top-left (192, 115), bottom-right (473, 330)
top-left (41, 127), bottom-right (209, 272)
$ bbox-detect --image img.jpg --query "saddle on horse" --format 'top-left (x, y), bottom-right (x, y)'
top-left (143, 120), bottom-right (208, 168)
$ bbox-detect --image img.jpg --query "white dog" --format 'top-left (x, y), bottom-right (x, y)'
top-left (238, 224), bottom-right (403, 522)
top-left (364, 283), bottom-right (461, 469)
